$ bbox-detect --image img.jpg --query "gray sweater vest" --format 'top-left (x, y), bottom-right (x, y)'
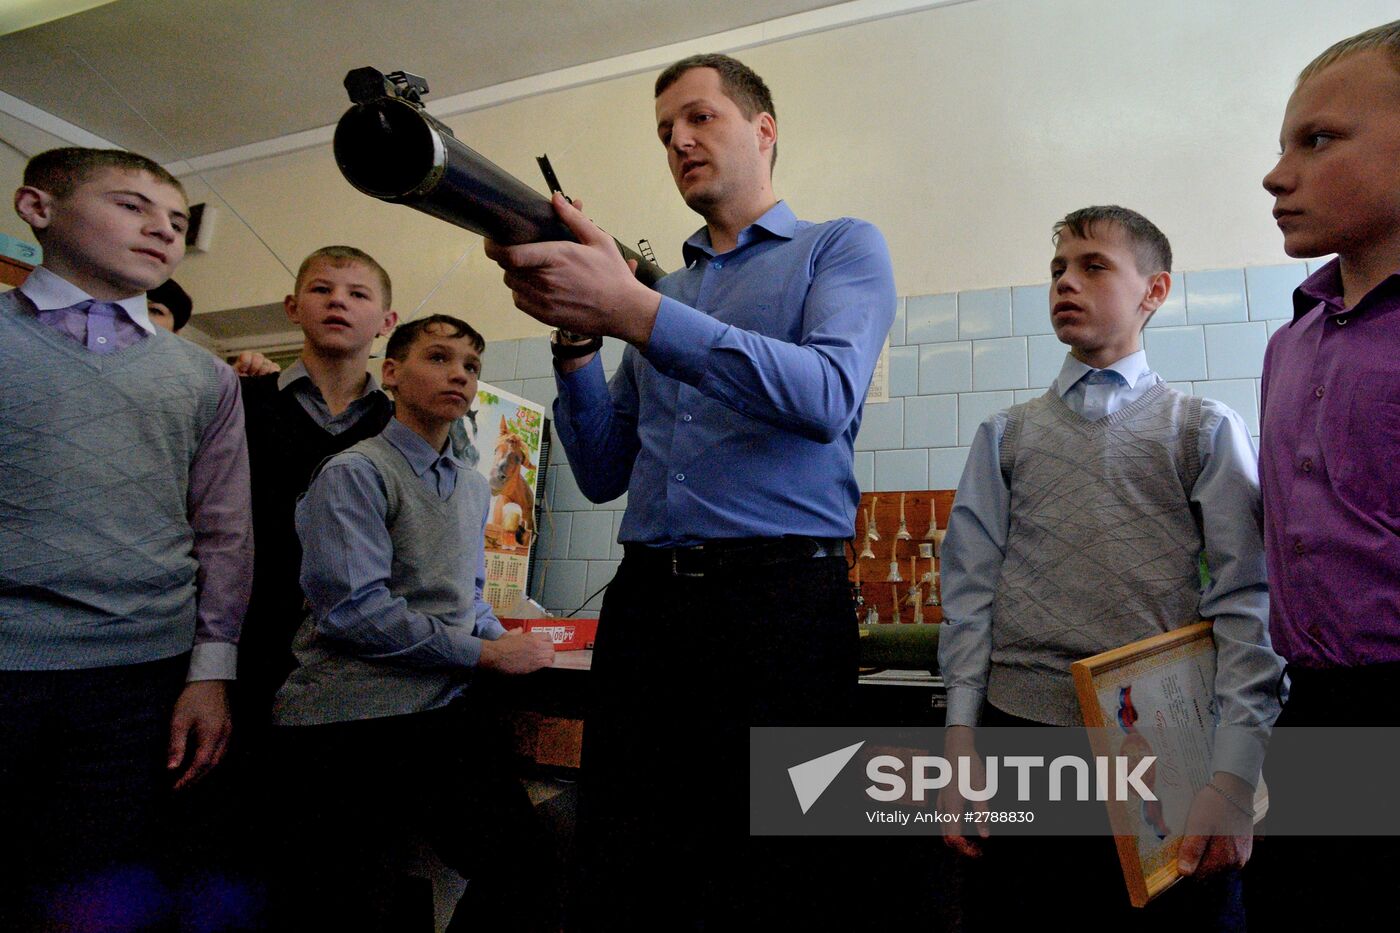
top-left (0, 289), bottom-right (223, 669)
top-left (988, 383), bottom-right (1203, 725)
top-left (273, 433), bottom-right (491, 725)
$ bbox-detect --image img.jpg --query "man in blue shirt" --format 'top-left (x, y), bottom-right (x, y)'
top-left (486, 53), bottom-right (895, 931)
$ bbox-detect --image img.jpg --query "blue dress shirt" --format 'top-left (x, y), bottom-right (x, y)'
top-left (938, 350), bottom-right (1282, 782)
top-left (554, 201), bottom-right (896, 546)
top-left (295, 418), bottom-right (505, 671)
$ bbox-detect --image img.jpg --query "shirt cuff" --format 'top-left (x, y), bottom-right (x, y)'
top-left (187, 641), bottom-right (237, 681)
top-left (1210, 725), bottom-right (1270, 787)
top-left (640, 296), bottom-right (726, 386)
top-left (554, 352), bottom-right (609, 407)
top-left (943, 686), bottom-right (985, 729)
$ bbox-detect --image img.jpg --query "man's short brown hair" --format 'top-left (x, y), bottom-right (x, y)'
top-left (1296, 19), bottom-right (1400, 87)
top-left (24, 147), bottom-right (185, 200)
top-left (294, 246), bottom-right (393, 309)
top-left (655, 53), bottom-right (778, 168)
top-left (1052, 205), bottom-right (1173, 276)
top-left (384, 314), bottom-right (485, 361)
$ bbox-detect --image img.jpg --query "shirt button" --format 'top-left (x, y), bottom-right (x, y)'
top-left (681, 414), bottom-right (693, 422)
top-left (96, 336), bottom-right (108, 344)
top-left (712, 261), bottom-right (723, 269)
top-left (1294, 540), bottom-right (1306, 555)
top-left (1314, 385), bottom-right (1325, 398)
top-left (675, 473), bottom-right (686, 482)
top-left (1301, 458), bottom-right (1313, 473)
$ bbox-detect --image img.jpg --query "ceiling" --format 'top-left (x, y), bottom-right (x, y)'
top-left (0, 0), bottom-right (846, 163)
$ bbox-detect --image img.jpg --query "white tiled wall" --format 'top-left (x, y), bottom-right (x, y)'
top-left (490, 260), bottom-right (1314, 615)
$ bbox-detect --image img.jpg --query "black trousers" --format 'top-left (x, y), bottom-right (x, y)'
top-left (269, 698), bottom-right (559, 933)
top-left (572, 549), bottom-right (860, 932)
top-left (0, 654), bottom-right (188, 931)
top-left (1248, 662), bottom-right (1400, 929)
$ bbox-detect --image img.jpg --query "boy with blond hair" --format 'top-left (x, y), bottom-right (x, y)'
top-left (1256, 19), bottom-right (1400, 924)
top-left (0, 147), bottom-right (252, 922)
top-left (938, 206), bottom-right (1282, 927)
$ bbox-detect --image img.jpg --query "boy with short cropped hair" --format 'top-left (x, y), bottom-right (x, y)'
top-left (0, 147), bottom-right (252, 917)
top-left (937, 206), bottom-right (1282, 927)
top-left (237, 245), bottom-right (398, 732)
top-left (270, 314), bottom-right (557, 931)
top-left (1256, 20), bottom-right (1400, 925)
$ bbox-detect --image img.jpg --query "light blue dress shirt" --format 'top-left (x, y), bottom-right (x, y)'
top-left (938, 350), bottom-right (1282, 782)
top-left (294, 418), bottom-right (505, 670)
top-left (554, 201), bottom-right (896, 546)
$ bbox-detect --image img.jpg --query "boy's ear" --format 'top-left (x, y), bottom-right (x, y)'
top-left (1141, 271), bottom-right (1171, 312)
top-left (380, 356), bottom-right (398, 393)
top-left (14, 185), bottom-right (55, 231)
top-left (377, 309), bottom-right (398, 338)
top-left (282, 293), bottom-right (300, 323)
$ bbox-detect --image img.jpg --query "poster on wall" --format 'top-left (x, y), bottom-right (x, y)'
top-left (466, 382), bottom-right (546, 616)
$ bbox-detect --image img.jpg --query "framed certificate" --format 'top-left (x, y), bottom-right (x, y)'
top-left (1072, 621), bottom-right (1265, 908)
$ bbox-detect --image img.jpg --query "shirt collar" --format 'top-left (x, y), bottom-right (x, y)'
top-left (18, 266), bottom-right (154, 333)
top-left (1054, 349), bottom-right (1151, 397)
top-left (276, 358), bottom-right (383, 398)
top-left (382, 417), bottom-right (462, 478)
top-left (1292, 256), bottom-right (1400, 321)
top-left (680, 200), bottom-right (796, 266)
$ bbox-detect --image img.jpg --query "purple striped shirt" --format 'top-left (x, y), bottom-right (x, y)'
top-left (1259, 259), bottom-right (1400, 668)
top-left (17, 267), bottom-right (252, 680)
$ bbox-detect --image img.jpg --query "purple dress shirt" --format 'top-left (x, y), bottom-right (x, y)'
top-left (16, 267), bottom-right (253, 680)
top-left (1259, 259), bottom-right (1400, 668)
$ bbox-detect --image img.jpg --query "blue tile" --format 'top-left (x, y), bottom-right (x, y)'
top-left (537, 511), bottom-right (572, 561)
top-left (888, 297), bottom-right (907, 347)
top-left (537, 559), bottom-right (588, 614)
top-left (481, 339), bottom-right (519, 381)
top-left (1306, 256), bottom-right (1335, 276)
top-left (1012, 283), bottom-right (1052, 336)
top-left (595, 490), bottom-right (627, 511)
top-left (958, 288), bottom-right (1012, 340)
top-left (551, 464), bottom-right (594, 511)
top-left (1245, 263), bottom-right (1308, 321)
top-left (854, 398), bottom-right (903, 451)
top-left (583, 560), bottom-right (621, 611)
top-left (1266, 319), bottom-right (1289, 338)
top-left (854, 450), bottom-right (875, 493)
top-left (599, 337), bottom-right (626, 373)
top-left (486, 379), bottom-right (524, 398)
top-left (1028, 334), bottom-right (1066, 388)
top-left (1193, 379), bottom-right (1260, 435)
top-left (520, 376), bottom-right (558, 411)
top-left (611, 511), bottom-right (626, 560)
top-left (515, 336), bottom-right (554, 379)
top-left (1014, 389), bottom-right (1042, 404)
top-left (928, 447), bottom-right (970, 490)
top-left (875, 449), bottom-right (929, 492)
top-left (958, 391), bottom-right (1014, 446)
top-left (906, 293), bottom-right (958, 344)
top-left (1149, 279), bottom-right (1188, 328)
top-left (1204, 322), bottom-right (1268, 380)
top-left (1166, 381), bottom-right (1193, 395)
top-left (888, 346), bottom-right (919, 398)
top-left (904, 394), bottom-right (959, 448)
top-left (1184, 269), bottom-right (1248, 325)
top-left (919, 342), bottom-right (972, 394)
top-left (973, 337), bottom-right (1028, 391)
top-left (1143, 326), bottom-right (1207, 381)
top-left (543, 466), bottom-right (558, 510)
top-left (568, 510), bottom-right (615, 560)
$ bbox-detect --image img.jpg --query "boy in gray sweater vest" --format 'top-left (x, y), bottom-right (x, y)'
top-left (0, 148), bottom-right (253, 922)
top-left (271, 314), bottom-right (557, 930)
top-left (937, 207), bottom-right (1283, 926)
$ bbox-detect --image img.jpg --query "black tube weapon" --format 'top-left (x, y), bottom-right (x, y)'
top-left (333, 67), bottom-right (666, 287)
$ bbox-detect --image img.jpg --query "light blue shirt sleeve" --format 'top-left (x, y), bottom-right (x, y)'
top-left (553, 352), bottom-right (641, 504)
top-left (642, 221), bottom-right (894, 444)
top-left (474, 502), bottom-right (506, 641)
top-left (296, 454), bottom-right (491, 669)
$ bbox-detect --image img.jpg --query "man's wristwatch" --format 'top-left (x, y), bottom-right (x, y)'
top-left (550, 329), bottom-right (603, 360)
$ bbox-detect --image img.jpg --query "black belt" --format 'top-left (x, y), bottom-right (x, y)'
top-left (622, 537), bottom-right (846, 578)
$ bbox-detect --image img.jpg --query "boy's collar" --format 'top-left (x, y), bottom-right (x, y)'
top-left (19, 266), bottom-right (154, 334)
top-left (1055, 349), bottom-right (1150, 396)
top-left (383, 417), bottom-right (463, 476)
top-left (276, 358), bottom-right (383, 397)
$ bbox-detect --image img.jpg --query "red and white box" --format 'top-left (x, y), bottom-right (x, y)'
top-left (500, 617), bottom-right (599, 651)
